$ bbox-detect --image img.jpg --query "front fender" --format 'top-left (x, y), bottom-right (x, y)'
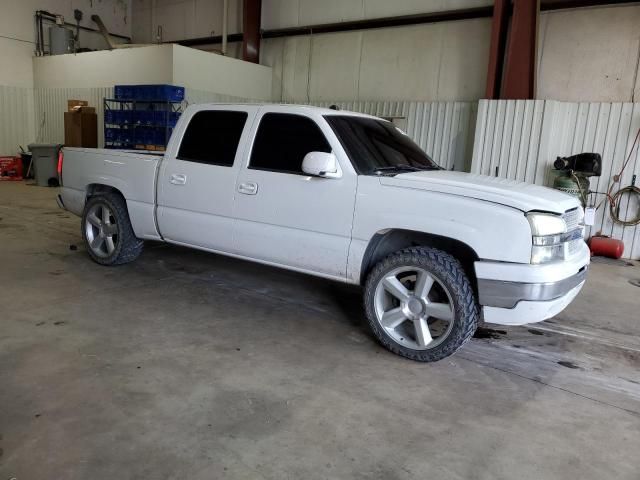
top-left (348, 178), bottom-right (532, 282)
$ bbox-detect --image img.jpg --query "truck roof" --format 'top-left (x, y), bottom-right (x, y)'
top-left (187, 103), bottom-right (382, 120)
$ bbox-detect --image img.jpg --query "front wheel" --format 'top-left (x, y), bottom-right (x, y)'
top-left (81, 193), bottom-right (143, 265)
top-left (364, 247), bottom-right (478, 362)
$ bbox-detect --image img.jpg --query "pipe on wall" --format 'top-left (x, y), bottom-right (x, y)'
top-left (222, 0), bottom-right (229, 55)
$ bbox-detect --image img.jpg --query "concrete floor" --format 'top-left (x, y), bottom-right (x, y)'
top-left (1, 181), bottom-right (639, 480)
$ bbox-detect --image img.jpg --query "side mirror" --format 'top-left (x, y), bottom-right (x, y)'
top-left (302, 152), bottom-right (340, 178)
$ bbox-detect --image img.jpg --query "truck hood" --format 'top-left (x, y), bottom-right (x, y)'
top-left (379, 170), bottom-right (579, 213)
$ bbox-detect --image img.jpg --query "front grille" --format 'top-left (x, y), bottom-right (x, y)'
top-left (567, 238), bottom-right (583, 256)
top-left (563, 207), bottom-right (583, 232)
top-left (563, 208), bottom-right (585, 258)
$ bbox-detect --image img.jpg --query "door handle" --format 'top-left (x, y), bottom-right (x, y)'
top-left (170, 173), bottom-right (187, 185)
top-left (238, 182), bottom-right (258, 195)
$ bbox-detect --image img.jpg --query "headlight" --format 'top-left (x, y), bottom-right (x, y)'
top-left (527, 213), bottom-right (566, 236)
top-left (527, 213), bottom-right (568, 264)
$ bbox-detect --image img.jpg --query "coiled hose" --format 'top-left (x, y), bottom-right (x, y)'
top-left (609, 184), bottom-right (640, 226)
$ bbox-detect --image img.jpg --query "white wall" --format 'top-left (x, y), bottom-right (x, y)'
top-left (132, 0), bottom-right (243, 44)
top-left (262, 18), bottom-right (491, 103)
top-left (131, 1), bottom-right (640, 104)
top-left (0, 0), bottom-right (131, 154)
top-left (537, 5), bottom-right (640, 103)
top-left (131, 0), bottom-right (493, 102)
top-left (261, 0), bottom-right (492, 29)
top-left (33, 45), bottom-right (174, 88)
top-left (32, 44), bottom-right (271, 99)
top-left (172, 45), bottom-right (272, 99)
top-left (0, 0), bottom-right (132, 87)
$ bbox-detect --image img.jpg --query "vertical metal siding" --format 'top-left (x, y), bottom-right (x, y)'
top-left (184, 89), bottom-right (256, 105)
top-left (183, 94), bottom-right (478, 172)
top-left (0, 86), bottom-right (35, 155)
top-left (472, 99), bottom-right (640, 259)
top-left (311, 100), bottom-right (477, 171)
top-left (33, 87), bottom-right (114, 147)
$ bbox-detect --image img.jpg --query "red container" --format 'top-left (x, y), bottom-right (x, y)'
top-left (589, 236), bottom-right (624, 259)
top-left (0, 156), bottom-right (23, 180)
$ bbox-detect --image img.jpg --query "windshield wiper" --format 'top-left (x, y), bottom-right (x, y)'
top-left (372, 165), bottom-right (437, 174)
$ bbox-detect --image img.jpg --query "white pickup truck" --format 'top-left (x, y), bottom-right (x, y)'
top-left (58, 104), bottom-right (589, 362)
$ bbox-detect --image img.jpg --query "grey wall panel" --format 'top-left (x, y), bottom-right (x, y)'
top-left (311, 100), bottom-right (477, 171)
top-left (0, 86), bottom-right (35, 156)
top-left (33, 87), bottom-right (114, 148)
top-left (472, 99), bottom-right (640, 259)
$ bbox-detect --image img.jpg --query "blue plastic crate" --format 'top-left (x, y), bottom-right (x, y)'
top-left (114, 85), bottom-right (133, 99)
top-left (115, 84), bottom-right (184, 102)
top-left (105, 128), bottom-right (119, 142)
top-left (120, 128), bottom-right (133, 145)
top-left (169, 111), bottom-right (181, 127)
top-left (105, 110), bottom-right (116, 124)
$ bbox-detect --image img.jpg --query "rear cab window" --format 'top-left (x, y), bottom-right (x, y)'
top-left (178, 110), bottom-right (248, 167)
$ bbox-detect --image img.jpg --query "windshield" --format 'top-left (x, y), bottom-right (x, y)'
top-left (324, 115), bottom-right (440, 175)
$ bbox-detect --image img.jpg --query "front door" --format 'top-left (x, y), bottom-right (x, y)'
top-left (233, 111), bottom-right (357, 279)
top-left (156, 106), bottom-right (258, 253)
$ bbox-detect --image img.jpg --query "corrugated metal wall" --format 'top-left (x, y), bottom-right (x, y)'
top-left (33, 87), bottom-right (114, 148)
top-left (311, 101), bottom-right (477, 171)
top-left (185, 89), bottom-right (256, 105)
top-left (28, 89), bottom-right (476, 174)
top-left (0, 86), bottom-right (35, 156)
top-left (472, 99), bottom-right (640, 259)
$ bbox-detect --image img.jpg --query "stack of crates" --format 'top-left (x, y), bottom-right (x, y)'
top-left (104, 84), bottom-right (184, 151)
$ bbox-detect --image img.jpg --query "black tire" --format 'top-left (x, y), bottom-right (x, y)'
top-left (81, 193), bottom-right (143, 266)
top-left (364, 247), bottom-right (478, 362)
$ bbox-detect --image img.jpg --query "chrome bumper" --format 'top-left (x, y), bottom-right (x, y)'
top-left (478, 266), bottom-right (588, 309)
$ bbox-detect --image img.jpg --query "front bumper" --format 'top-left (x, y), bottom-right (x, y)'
top-left (475, 241), bottom-right (590, 325)
top-left (477, 266), bottom-right (587, 309)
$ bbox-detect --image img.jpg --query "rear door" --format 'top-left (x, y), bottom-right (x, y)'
top-left (156, 106), bottom-right (258, 253)
top-left (233, 110), bottom-right (357, 279)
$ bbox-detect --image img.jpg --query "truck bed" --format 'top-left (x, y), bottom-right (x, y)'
top-left (60, 148), bottom-right (163, 240)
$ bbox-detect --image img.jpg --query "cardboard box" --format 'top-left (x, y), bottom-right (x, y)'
top-left (64, 112), bottom-right (97, 148)
top-left (67, 99), bottom-right (89, 112)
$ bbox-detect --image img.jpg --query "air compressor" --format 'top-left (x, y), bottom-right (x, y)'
top-left (551, 152), bottom-right (602, 207)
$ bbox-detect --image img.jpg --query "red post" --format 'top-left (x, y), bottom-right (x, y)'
top-left (502, 0), bottom-right (539, 99)
top-left (242, 0), bottom-right (262, 63)
top-left (485, 0), bottom-right (510, 99)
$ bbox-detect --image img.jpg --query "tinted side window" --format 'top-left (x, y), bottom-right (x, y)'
top-left (178, 110), bottom-right (248, 166)
top-left (250, 113), bottom-right (331, 174)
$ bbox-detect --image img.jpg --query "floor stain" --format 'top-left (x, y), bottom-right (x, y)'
top-left (474, 327), bottom-right (507, 339)
top-left (557, 360), bottom-right (580, 369)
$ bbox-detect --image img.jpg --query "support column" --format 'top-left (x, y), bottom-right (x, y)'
top-left (502, 0), bottom-right (539, 99)
top-left (242, 0), bottom-right (262, 63)
top-left (485, 0), bottom-right (510, 99)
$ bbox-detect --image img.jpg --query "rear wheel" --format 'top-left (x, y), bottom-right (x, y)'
top-left (364, 247), bottom-right (478, 362)
top-left (82, 193), bottom-right (143, 265)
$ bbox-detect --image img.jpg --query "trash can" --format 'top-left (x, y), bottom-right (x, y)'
top-left (28, 144), bottom-right (62, 187)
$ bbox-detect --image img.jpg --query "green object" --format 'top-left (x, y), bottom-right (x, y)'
top-left (552, 172), bottom-right (589, 205)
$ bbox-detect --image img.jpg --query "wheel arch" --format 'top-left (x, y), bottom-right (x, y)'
top-left (360, 229), bottom-right (479, 291)
top-left (86, 183), bottom-right (125, 200)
